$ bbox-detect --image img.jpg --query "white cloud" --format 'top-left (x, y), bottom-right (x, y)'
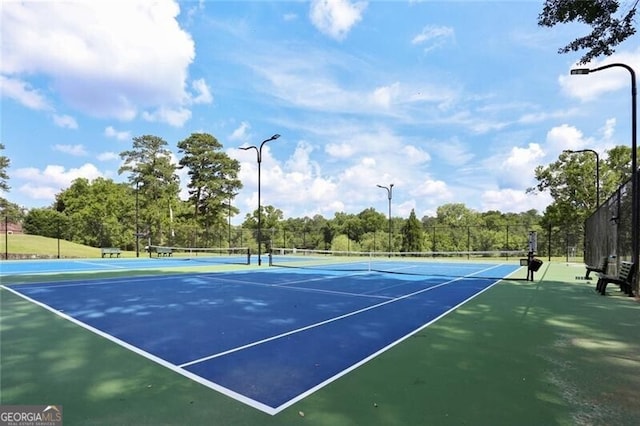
top-left (230, 122), bottom-right (251, 142)
top-left (53, 114), bottom-right (78, 129)
top-left (439, 110), bottom-right (508, 134)
top-left (482, 189), bottom-right (552, 213)
top-left (411, 178), bottom-right (452, 201)
top-left (558, 47), bottom-right (640, 101)
top-left (309, 0), bottom-right (367, 40)
top-left (411, 25), bottom-right (455, 52)
top-left (17, 183), bottom-right (59, 201)
top-left (13, 163), bottom-right (103, 202)
top-left (494, 143), bottom-right (545, 189)
top-left (517, 107), bottom-right (578, 125)
top-left (1, 0), bottom-right (197, 126)
top-left (371, 82), bottom-right (401, 109)
top-left (142, 106), bottom-right (192, 127)
top-left (285, 141), bottom-right (320, 175)
top-left (401, 145), bottom-right (431, 165)
top-left (601, 118), bottom-right (616, 142)
top-left (431, 138), bottom-right (474, 166)
top-left (97, 152), bottom-right (119, 162)
top-left (545, 124), bottom-right (590, 155)
top-left (244, 43), bottom-right (460, 119)
top-left (325, 142), bottom-right (356, 159)
top-left (191, 78), bottom-right (213, 104)
top-left (53, 144), bottom-right (87, 157)
top-left (0, 75), bottom-right (50, 110)
top-left (104, 126), bottom-right (131, 141)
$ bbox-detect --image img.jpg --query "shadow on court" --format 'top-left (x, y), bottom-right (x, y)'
top-left (2, 262), bottom-right (640, 425)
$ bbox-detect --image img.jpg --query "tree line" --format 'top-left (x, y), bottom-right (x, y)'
top-left (0, 135), bottom-right (637, 258)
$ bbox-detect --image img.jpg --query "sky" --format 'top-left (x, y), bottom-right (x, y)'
top-left (1, 0), bottom-right (639, 225)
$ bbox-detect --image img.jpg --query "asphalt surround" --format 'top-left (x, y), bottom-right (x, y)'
top-left (1, 260), bottom-right (640, 425)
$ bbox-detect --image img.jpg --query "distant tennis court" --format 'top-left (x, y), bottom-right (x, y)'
top-left (0, 246), bottom-right (250, 277)
top-left (1, 255), bottom-right (523, 415)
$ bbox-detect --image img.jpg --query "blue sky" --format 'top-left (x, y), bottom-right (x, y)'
top-left (1, 0), bottom-right (639, 224)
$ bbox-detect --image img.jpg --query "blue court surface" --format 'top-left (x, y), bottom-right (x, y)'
top-left (2, 262), bottom-right (521, 415)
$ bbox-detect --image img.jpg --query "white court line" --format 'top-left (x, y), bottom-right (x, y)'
top-left (274, 264), bottom-right (511, 414)
top-left (185, 269), bottom-right (394, 300)
top-left (72, 260), bottom-right (130, 269)
top-left (6, 272), bottom-right (201, 290)
top-left (0, 284), bottom-right (277, 414)
top-left (2, 262), bottom-right (512, 416)
top-left (178, 263), bottom-right (505, 369)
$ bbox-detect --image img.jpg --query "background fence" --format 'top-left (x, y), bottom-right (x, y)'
top-left (2, 221), bottom-right (583, 261)
top-left (585, 176), bottom-right (633, 269)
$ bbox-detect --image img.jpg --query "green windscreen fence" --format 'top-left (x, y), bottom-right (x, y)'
top-left (585, 176), bottom-right (633, 267)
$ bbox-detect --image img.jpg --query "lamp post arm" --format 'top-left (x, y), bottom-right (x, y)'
top-left (239, 134), bottom-right (280, 266)
top-left (573, 62), bottom-right (637, 293)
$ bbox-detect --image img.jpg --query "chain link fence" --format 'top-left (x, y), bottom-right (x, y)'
top-left (585, 176), bottom-right (633, 273)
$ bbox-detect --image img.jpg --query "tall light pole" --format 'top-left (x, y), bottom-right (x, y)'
top-left (135, 180), bottom-right (140, 258)
top-left (241, 134), bottom-right (280, 265)
top-left (571, 63), bottom-right (637, 295)
top-left (377, 183), bottom-right (394, 256)
top-left (563, 149), bottom-right (600, 208)
top-left (228, 193), bottom-right (232, 248)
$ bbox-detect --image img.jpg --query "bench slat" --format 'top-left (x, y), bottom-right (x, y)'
top-left (596, 261), bottom-right (635, 296)
top-left (101, 248), bottom-right (121, 258)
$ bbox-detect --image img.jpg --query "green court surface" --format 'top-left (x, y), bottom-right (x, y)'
top-left (2, 262), bottom-right (640, 425)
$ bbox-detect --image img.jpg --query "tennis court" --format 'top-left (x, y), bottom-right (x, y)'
top-left (4, 258), bottom-right (640, 425)
top-left (0, 247), bottom-right (250, 277)
top-left (1, 255), bottom-right (522, 415)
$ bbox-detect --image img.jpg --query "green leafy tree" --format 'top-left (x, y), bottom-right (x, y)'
top-left (331, 233), bottom-right (360, 252)
top-left (322, 221), bottom-right (335, 250)
top-left (357, 207), bottom-right (386, 234)
top-left (528, 146), bottom-right (633, 256)
top-left (119, 135), bottom-right (179, 246)
top-left (602, 145), bottom-right (634, 190)
top-left (400, 209), bottom-right (424, 252)
top-left (306, 215), bottom-right (329, 250)
top-left (243, 205), bottom-right (284, 253)
top-left (538, 0), bottom-right (637, 64)
top-left (23, 208), bottom-right (69, 240)
top-left (528, 146), bottom-right (632, 220)
top-left (177, 133), bottom-right (242, 245)
top-left (54, 178), bottom-right (133, 248)
top-left (433, 203), bottom-right (478, 251)
top-left (0, 143), bottom-right (9, 193)
top-left (1, 200), bottom-right (25, 224)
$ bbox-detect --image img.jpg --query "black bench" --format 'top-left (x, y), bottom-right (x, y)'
top-left (585, 256), bottom-right (609, 279)
top-left (155, 246), bottom-right (173, 257)
top-left (596, 261), bottom-right (635, 296)
top-left (101, 247), bottom-right (121, 258)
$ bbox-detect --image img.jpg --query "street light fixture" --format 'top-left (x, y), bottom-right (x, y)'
top-left (571, 63), bottom-right (637, 294)
top-left (563, 149), bottom-right (600, 208)
top-left (241, 133), bottom-right (281, 265)
top-left (377, 183), bottom-right (394, 256)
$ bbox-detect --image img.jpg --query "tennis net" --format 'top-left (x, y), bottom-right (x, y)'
top-left (147, 245), bottom-right (251, 265)
top-left (268, 248), bottom-right (530, 279)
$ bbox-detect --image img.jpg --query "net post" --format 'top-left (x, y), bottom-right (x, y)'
top-left (247, 247), bottom-right (251, 265)
top-left (527, 231), bottom-right (538, 281)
